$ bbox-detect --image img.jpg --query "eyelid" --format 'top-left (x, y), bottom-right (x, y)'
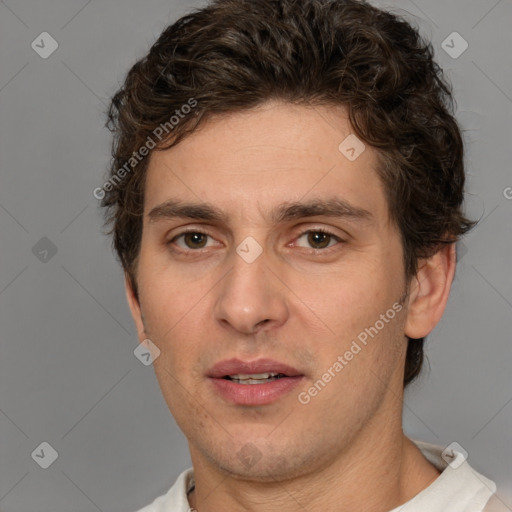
top-left (167, 227), bottom-right (220, 248)
top-left (293, 226), bottom-right (343, 237)
top-left (291, 227), bottom-right (345, 252)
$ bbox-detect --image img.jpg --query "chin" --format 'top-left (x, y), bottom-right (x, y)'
top-left (197, 436), bottom-right (319, 482)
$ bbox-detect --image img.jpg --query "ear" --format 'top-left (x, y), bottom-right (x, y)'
top-left (404, 243), bottom-right (457, 339)
top-left (124, 273), bottom-right (147, 342)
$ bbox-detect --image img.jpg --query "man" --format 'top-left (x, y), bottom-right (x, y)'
top-left (100, 0), bottom-right (506, 510)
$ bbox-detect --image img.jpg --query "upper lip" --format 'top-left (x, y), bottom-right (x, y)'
top-left (207, 358), bottom-right (303, 378)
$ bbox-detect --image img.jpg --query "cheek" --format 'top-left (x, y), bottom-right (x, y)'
top-left (136, 251), bottom-right (204, 333)
top-left (289, 256), bottom-right (406, 387)
top-left (291, 260), bottom-right (393, 334)
top-left (135, 262), bottom-right (216, 382)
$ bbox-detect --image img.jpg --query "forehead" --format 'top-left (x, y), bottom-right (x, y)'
top-left (144, 101), bottom-right (388, 225)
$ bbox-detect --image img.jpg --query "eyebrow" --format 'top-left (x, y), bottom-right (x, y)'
top-left (148, 197), bottom-right (373, 225)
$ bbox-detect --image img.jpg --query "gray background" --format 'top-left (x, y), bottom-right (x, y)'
top-left (0, 0), bottom-right (510, 511)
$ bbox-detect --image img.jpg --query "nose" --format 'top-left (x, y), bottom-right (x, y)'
top-left (213, 247), bottom-right (289, 335)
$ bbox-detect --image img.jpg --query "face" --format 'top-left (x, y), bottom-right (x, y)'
top-left (127, 101), bottom-right (414, 481)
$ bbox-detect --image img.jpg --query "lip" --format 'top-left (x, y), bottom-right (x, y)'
top-left (207, 358), bottom-right (303, 378)
top-left (207, 358), bottom-right (305, 406)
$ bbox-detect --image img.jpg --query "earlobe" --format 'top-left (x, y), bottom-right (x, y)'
top-left (124, 273), bottom-right (147, 342)
top-left (404, 243), bottom-right (457, 339)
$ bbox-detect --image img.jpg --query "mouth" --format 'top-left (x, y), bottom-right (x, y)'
top-left (207, 358), bottom-right (303, 379)
top-left (222, 372), bottom-right (288, 384)
top-left (207, 359), bottom-right (304, 405)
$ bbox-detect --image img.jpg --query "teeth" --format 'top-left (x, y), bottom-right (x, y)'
top-left (228, 373), bottom-right (280, 380)
top-left (226, 372), bottom-right (285, 384)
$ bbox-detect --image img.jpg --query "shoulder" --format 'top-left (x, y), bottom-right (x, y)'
top-left (482, 494), bottom-right (512, 512)
top-left (130, 467), bottom-right (195, 512)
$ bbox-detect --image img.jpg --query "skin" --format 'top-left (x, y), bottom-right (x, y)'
top-left (126, 101), bottom-right (456, 512)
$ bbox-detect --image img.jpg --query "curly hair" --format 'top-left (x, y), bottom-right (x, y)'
top-left (101, 0), bottom-right (476, 387)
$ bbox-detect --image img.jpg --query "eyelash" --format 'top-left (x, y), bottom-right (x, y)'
top-left (167, 227), bottom-right (344, 254)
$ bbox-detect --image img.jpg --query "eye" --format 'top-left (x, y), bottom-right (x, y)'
top-left (295, 229), bottom-right (342, 250)
top-left (170, 231), bottom-right (217, 250)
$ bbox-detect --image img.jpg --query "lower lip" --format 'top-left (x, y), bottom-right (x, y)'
top-left (209, 376), bottom-right (304, 406)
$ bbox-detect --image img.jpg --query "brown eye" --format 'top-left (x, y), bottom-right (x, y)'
top-left (296, 230), bottom-right (340, 250)
top-left (170, 231), bottom-right (214, 250)
top-left (307, 232), bottom-right (332, 249)
top-left (183, 233), bottom-right (208, 248)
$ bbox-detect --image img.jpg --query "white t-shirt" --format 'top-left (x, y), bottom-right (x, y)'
top-left (132, 440), bottom-right (505, 512)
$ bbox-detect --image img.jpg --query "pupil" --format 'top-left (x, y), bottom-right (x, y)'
top-left (185, 233), bottom-right (207, 248)
top-left (309, 232), bottom-right (330, 249)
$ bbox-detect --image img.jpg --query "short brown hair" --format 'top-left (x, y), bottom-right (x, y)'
top-left (101, 0), bottom-right (476, 386)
